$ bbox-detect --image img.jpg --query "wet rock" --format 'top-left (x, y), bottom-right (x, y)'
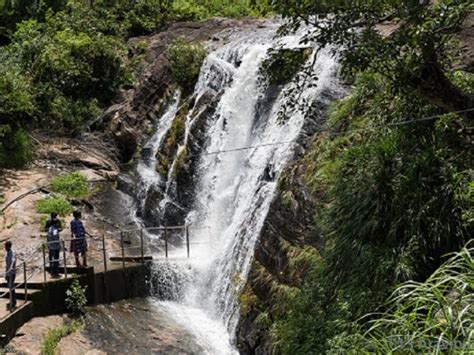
top-left (95, 18), bottom-right (269, 164)
top-left (116, 174), bottom-right (137, 197)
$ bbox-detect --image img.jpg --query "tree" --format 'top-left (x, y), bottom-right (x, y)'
top-left (273, 0), bottom-right (474, 120)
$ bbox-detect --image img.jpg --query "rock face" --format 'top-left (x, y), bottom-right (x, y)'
top-left (93, 18), bottom-right (268, 163)
top-left (235, 154), bottom-right (321, 354)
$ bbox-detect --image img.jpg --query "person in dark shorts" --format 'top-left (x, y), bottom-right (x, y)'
top-left (4, 241), bottom-right (17, 311)
top-left (70, 210), bottom-right (88, 267)
top-left (45, 213), bottom-right (62, 277)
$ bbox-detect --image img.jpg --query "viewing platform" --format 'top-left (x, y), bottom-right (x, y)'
top-left (0, 224), bottom-right (204, 345)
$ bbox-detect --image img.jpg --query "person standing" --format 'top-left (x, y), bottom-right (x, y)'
top-left (4, 241), bottom-right (17, 311)
top-left (70, 210), bottom-right (88, 268)
top-left (47, 219), bottom-right (62, 278)
top-left (44, 212), bottom-right (62, 232)
top-left (45, 212), bottom-right (63, 278)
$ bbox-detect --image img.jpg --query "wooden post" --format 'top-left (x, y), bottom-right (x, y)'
top-left (62, 240), bottom-right (68, 279)
top-left (164, 228), bottom-right (168, 258)
top-left (186, 226), bottom-right (190, 258)
top-left (102, 234), bottom-right (107, 272)
top-left (42, 245), bottom-right (47, 283)
top-left (23, 262), bottom-right (28, 301)
top-left (120, 231), bottom-right (125, 269)
top-left (140, 229), bottom-right (144, 264)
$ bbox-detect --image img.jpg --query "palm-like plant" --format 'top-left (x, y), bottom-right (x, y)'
top-left (362, 242), bottom-right (474, 354)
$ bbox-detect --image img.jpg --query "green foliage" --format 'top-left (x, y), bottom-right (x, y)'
top-left (0, 126), bottom-right (32, 168)
top-left (240, 283), bottom-right (258, 316)
top-left (41, 317), bottom-right (84, 355)
top-left (0, 0), bottom-right (272, 168)
top-left (65, 279), bottom-right (88, 315)
top-left (171, 0), bottom-right (271, 21)
top-left (273, 0), bottom-right (474, 118)
top-left (0, 4), bottom-right (130, 135)
top-left (274, 0), bottom-right (473, 77)
top-left (36, 197), bottom-right (73, 216)
top-left (274, 259), bottom-right (353, 354)
top-left (275, 72), bottom-right (473, 354)
top-left (168, 39), bottom-right (206, 91)
top-left (358, 244), bottom-right (474, 354)
top-left (50, 172), bottom-right (89, 198)
top-left (260, 48), bottom-right (311, 85)
top-left (123, 0), bottom-right (170, 36)
top-left (0, 56), bottom-right (34, 122)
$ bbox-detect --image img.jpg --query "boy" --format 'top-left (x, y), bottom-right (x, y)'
top-left (70, 210), bottom-right (88, 267)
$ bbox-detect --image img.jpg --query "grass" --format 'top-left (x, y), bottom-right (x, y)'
top-left (41, 317), bottom-right (85, 355)
top-left (49, 172), bottom-right (89, 198)
top-left (36, 197), bottom-right (73, 216)
top-left (359, 243), bottom-right (474, 353)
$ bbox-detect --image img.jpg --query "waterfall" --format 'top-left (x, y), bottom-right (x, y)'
top-left (128, 22), bottom-right (341, 354)
top-left (134, 90), bottom-right (181, 226)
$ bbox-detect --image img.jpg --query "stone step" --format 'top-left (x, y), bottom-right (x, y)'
top-left (0, 298), bottom-right (31, 322)
top-left (0, 287), bottom-right (42, 300)
top-left (109, 256), bottom-right (153, 262)
top-left (44, 265), bottom-right (93, 274)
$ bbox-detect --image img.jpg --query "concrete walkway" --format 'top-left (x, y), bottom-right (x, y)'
top-left (0, 260), bottom-right (151, 346)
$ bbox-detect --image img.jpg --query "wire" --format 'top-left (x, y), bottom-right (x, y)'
top-left (201, 140), bottom-right (298, 157)
top-left (191, 107), bottom-right (474, 156)
top-left (328, 107), bottom-right (474, 137)
top-left (119, 107), bottom-right (474, 167)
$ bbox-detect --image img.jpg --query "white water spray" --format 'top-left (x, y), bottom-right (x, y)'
top-left (133, 23), bottom-right (341, 354)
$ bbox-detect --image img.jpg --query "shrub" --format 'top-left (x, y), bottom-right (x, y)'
top-left (360, 244), bottom-right (474, 353)
top-left (171, 0), bottom-right (208, 21)
top-left (0, 126), bottom-right (33, 168)
top-left (171, 0), bottom-right (272, 20)
top-left (36, 197), bottom-right (73, 216)
top-left (168, 39), bottom-right (206, 91)
top-left (275, 72), bottom-right (473, 354)
top-left (125, 0), bottom-right (170, 36)
top-left (50, 172), bottom-right (89, 198)
top-left (65, 279), bottom-right (88, 315)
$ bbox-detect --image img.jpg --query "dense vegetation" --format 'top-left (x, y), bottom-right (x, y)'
top-left (270, 0), bottom-right (474, 353)
top-left (1, 0), bottom-right (473, 353)
top-left (0, 0), bottom-right (271, 169)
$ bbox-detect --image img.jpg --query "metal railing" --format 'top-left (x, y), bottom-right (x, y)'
top-left (0, 224), bottom-right (208, 310)
top-left (119, 225), bottom-right (212, 261)
top-left (0, 245), bottom-right (45, 308)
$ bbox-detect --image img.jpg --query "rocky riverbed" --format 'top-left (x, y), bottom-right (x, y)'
top-left (6, 299), bottom-right (206, 355)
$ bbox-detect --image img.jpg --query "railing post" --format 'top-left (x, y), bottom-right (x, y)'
top-left (120, 231), bottom-right (125, 269)
top-left (62, 240), bottom-right (68, 279)
top-left (186, 226), bottom-right (190, 258)
top-left (42, 244), bottom-right (47, 282)
top-left (164, 228), bottom-right (168, 258)
top-left (102, 234), bottom-right (107, 272)
top-left (140, 229), bottom-right (144, 264)
top-left (23, 262), bottom-right (28, 301)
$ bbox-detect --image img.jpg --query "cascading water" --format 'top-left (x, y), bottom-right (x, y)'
top-left (129, 22), bottom-right (341, 354)
top-left (134, 90), bottom-right (181, 226)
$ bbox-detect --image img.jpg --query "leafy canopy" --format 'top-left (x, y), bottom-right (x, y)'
top-left (273, 0), bottom-right (474, 119)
